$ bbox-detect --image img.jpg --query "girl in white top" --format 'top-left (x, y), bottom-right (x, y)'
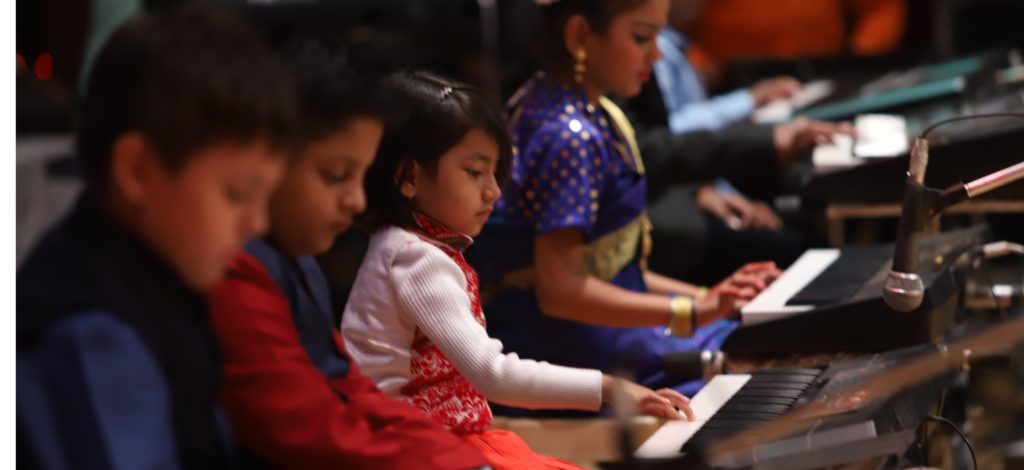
top-left (341, 71), bottom-right (692, 469)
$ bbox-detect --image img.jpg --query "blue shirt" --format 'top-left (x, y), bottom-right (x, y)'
top-left (654, 27), bottom-right (755, 133)
top-left (244, 238), bottom-right (351, 380)
top-left (476, 74), bottom-right (653, 391)
top-left (17, 196), bottom-right (232, 469)
top-left (476, 75), bottom-right (740, 411)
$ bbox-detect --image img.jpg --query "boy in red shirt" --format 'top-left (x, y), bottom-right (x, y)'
top-left (208, 37), bottom-right (489, 469)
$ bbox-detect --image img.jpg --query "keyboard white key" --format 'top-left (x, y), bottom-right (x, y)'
top-left (740, 249), bottom-right (841, 325)
top-left (812, 114), bottom-right (908, 174)
top-left (852, 114), bottom-right (909, 158)
top-left (753, 80), bottom-right (835, 124)
top-left (634, 375), bottom-right (751, 459)
top-left (636, 371), bottom-right (882, 466)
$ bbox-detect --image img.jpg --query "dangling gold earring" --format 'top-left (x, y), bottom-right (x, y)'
top-left (573, 49), bottom-right (587, 85)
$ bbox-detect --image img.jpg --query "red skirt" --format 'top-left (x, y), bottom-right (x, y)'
top-left (464, 429), bottom-right (583, 470)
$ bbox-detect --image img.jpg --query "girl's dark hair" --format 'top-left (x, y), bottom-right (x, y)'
top-left (358, 70), bottom-right (512, 232)
top-left (275, 35), bottom-right (397, 150)
top-left (76, 3), bottom-right (298, 189)
top-left (537, 0), bottom-right (649, 68)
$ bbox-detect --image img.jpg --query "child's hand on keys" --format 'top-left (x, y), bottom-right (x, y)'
top-left (604, 376), bottom-right (695, 421)
top-left (716, 261), bottom-right (782, 298)
top-left (702, 261), bottom-right (783, 319)
top-left (639, 388), bottom-right (694, 421)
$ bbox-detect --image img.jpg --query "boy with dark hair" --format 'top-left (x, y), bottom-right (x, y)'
top-left (209, 36), bottom-right (491, 469)
top-left (17, 4), bottom-right (297, 468)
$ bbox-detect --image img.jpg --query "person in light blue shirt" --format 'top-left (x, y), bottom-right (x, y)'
top-left (653, 0), bottom-right (801, 134)
top-left (655, 28), bottom-right (746, 133)
top-left (622, 1), bottom-right (853, 286)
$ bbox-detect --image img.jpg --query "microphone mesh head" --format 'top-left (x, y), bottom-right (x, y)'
top-left (883, 271), bottom-right (925, 312)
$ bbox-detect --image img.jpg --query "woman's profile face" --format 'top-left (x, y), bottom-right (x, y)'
top-left (581, 0), bottom-right (669, 98)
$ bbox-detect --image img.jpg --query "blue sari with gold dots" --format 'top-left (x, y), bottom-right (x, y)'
top-left (473, 74), bottom-right (736, 417)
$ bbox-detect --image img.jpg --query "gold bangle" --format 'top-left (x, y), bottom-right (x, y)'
top-left (665, 295), bottom-right (694, 337)
top-left (696, 286), bottom-right (709, 299)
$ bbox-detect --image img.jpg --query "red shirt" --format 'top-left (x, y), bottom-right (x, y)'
top-left (208, 252), bottom-right (489, 470)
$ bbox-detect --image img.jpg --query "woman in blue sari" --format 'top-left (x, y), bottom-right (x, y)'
top-left (474, 0), bottom-right (780, 414)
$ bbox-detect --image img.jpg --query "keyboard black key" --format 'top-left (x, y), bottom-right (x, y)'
top-left (714, 411), bottom-right (786, 420)
top-left (706, 420), bottom-right (776, 432)
top-left (749, 374), bottom-right (821, 384)
top-left (732, 389), bottom-right (806, 399)
top-left (715, 403), bottom-right (791, 414)
top-left (741, 383), bottom-right (813, 392)
top-left (720, 396), bottom-right (796, 406)
top-left (786, 246), bottom-right (891, 306)
top-left (753, 368), bottom-right (822, 376)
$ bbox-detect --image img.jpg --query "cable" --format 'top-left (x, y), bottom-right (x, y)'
top-left (920, 112), bottom-right (1024, 139)
top-left (919, 390), bottom-right (949, 467)
top-left (925, 415), bottom-right (977, 470)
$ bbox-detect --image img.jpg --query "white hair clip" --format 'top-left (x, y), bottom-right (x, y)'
top-left (439, 86), bottom-right (455, 100)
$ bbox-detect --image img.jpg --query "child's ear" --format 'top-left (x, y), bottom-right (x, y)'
top-left (563, 14), bottom-right (592, 57)
top-left (110, 132), bottom-right (159, 204)
top-left (395, 158), bottom-right (418, 199)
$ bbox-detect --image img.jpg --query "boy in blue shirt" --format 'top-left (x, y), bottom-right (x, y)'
top-left (17, 5), bottom-right (296, 468)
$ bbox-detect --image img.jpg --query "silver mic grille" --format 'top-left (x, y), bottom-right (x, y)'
top-left (882, 271), bottom-right (925, 312)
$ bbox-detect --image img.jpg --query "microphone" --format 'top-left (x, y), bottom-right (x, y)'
top-left (663, 350), bottom-right (725, 381)
top-left (883, 135), bottom-right (1024, 312)
top-left (883, 137), bottom-right (929, 312)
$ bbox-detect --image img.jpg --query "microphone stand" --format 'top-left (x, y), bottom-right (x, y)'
top-left (935, 159), bottom-right (1024, 211)
top-left (883, 136), bottom-right (1024, 312)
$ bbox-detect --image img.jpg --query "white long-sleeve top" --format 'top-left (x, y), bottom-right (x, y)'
top-left (341, 225), bottom-right (603, 433)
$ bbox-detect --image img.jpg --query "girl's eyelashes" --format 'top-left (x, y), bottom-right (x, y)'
top-left (321, 167), bottom-right (351, 185)
top-left (224, 184), bottom-right (255, 205)
top-left (323, 172), bottom-right (346, 184)
top-left (632, 33), bottom-right (653, 45)
top-left (465, 168), bottom-right (483, 178)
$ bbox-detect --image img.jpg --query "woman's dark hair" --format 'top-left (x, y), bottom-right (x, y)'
top-left (537, 0), bottom-right (649, 68)
top-left (76, 3), bottom-right (298, 189)
top-left (275, 35), bottom-right (397, 151)
top-left (358, 70), bottom-right (512, 232)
